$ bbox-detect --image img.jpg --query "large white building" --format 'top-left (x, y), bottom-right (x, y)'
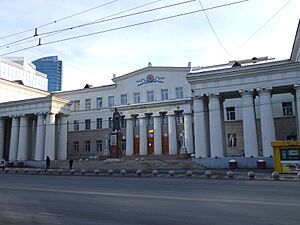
top-left (0, 21), bottom-right (299, 162)
top-left (0, 57), bottom-right (48, 91)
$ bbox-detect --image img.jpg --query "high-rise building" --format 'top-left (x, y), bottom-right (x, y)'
top-left (32, 56), bottom-right (63, 92)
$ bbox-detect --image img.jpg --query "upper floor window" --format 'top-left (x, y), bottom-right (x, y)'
top-left (148, 116), bottom-right (154, 126)
top-left (96, 97), bottom-right (103, 110)
top-left (85, 119), bottom-right (91, 130)
top-left (74, 120), bottom-right (79, 131)
top-left (134, 92), bottom-right (140, 103)
top-left (109, 117), bottom-right (112, 128)
top-left (96, 118), bottom-right (102, 129)
top-left (134, 117), bottom-right (139, 127)
top-left (282, 102), bottom-right (293, 116)
top-left (121, 94), bottom-right (128, 105)
top-left (226, 107), bottom-right (236, 120)
top-left (176, 87), bottom-right (183, 99)
top-left (161, 114), bottom-right (168, 125)
top-left (85, 99), bottom-right (91, 110)
top-left (147, 91), bottom-right (154, 102)
top-left (176, 113), bottom-right (184, 124)
top-left (73, 100), bottom-right (80, 111)
top-left (161, 89), bottom-right (168, 101)
top-left (108, 96), bottom-right (115, 107)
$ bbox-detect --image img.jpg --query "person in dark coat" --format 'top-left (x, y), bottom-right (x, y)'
top-left (45, 156), bottom-right (50, 172)
top-left (69, 159), bottom-right (73, 170)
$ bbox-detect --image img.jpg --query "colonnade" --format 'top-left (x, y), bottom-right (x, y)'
top-left (0, 113), bottom-right (68, 161)
top-left (125, 111), bottom-right (194, 156)
top-left (194, 87), bottom-right (300, 158)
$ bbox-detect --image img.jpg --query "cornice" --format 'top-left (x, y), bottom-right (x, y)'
top-left (187, 60), bottom-right (300, 84)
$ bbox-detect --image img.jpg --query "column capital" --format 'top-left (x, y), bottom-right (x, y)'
top-left (294, 84), bottom-right (300, 92)
top-left (167, 111), bottom-right (175, 116)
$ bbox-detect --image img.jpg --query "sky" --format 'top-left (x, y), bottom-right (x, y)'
top-left (0, 0), bottom-right (299, 91)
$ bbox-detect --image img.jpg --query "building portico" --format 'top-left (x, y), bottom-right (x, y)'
top-left (188, 58), bottom-right (300, 158)
top-left (0, 95), bottom-right (71, 161)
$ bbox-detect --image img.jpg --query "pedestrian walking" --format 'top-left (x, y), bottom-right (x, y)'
top-left (69, 159), bottom-right (73, 170)
top-left (45, 156), bottom-right (50, 172)
top-left (0, 158), bottom-right (5, 171)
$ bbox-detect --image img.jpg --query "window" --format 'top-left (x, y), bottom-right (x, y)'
top-left (147, 91), bottom-right (154, 102)
top-left (161, 89), bottom-right (168, 100)
top-left (96, 97), bottom-right (103, 109)
top-left (176, 87), bottom-right (183, 99)
top-left (85, 99), bottom-right (91, 110)
top-left (96, 118), bottom-right (102, 129)
top-left (85, 141), bottom-right (91, 152)
top-left (227, 133), bottom-right (237, 147)
top-left (85, 119), bottom-right (91, 130)
top-left (120, 116), bottom-right (126, 128)
top-left (134, 117), bottom-right (139, 127)
top-left (176, 113), bottom-right (184, 124)
top-left (226, 107), bottom-right (236, 120)
top-left (120, 94), bottom-right (128, 105)
top-left (109, 117), bottom-right (112, 128)
top-left (161, 114), bottom-right (168, 125)
top-left (74, 120), bottom-right (79, 131)
top-left (282, 102), bottom-right (293, 116)
top-left (108, 96), bottom-right (115, 107)
top-left (148, 116), bottom-right (154, 126)
top-left (134, 92), bottom-right (140, 103)
top-left (73, 141), bottom-right (79, 152)
top-left (73, 100), bottom-right (80, 111)
top-left (96, 140), bottom-right (103, 151)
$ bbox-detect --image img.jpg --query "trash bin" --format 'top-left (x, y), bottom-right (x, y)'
top-left (228, 159), bottom-right (238, 169)
top-left (256, 159), bottom-right (266, 169)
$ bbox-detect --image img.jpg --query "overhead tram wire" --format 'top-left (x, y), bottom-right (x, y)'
top-left (0, 0), bottom-right (121, 42)
top-left (231, 0), bottom-right (292, 57)
top-left (198, 0), bottom-right (232, 57)
top-left (0, 0), bottom-right (192, 50)
top-left (0, 0), bottom-right (166, 51)
top-left (0, 0), bottom-right (249, 57)
top-left (38, 0), bottom-right (196, 37)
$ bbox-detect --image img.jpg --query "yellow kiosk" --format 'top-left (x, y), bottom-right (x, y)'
top-left (272, 141), bottom-right (300, 173)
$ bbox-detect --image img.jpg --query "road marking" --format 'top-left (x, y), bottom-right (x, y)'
top-left (1, 186), bottom-right (300, 207)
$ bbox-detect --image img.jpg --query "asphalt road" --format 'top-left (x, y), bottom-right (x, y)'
top-left (0, 174), bottom-right (299, 225)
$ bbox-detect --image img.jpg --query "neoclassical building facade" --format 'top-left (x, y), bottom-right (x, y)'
top-left (0, 21), bottom-right (299, 161)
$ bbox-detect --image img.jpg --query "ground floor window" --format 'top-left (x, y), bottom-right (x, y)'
top-left (227, 133), bottom-right (237, 147)
top-left (85, 141), bottom-right (91, 152)
top-left (73, 141), bottom-right (79, 152)
top-left (96, 140), bottom-right (103, 151)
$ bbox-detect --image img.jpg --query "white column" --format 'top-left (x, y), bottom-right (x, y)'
top-left (295, 85), bottom-right (300, 139)
top-left (193, 97), bottom-right (209, 157)
top-left (139, 116), bottom-right (147, 155)
top-left (240, 90), bottom-right (259, 157)
top-left (125, 117), bottom-right (134, 156)
top-left (208, 94), bottom-right (225, 157)
top-left (34, 113), bottom-right (45, 160)
top-left (17, 115), bottom-right (29, 161)
top-left (9, 116), bottom-right (20, 161)
top-left (44, 113), bottom-right (56, 160)
top-left (168, 112), bottom-right (177, 155)
top-left (57, 114), bottom-right (68, 160)
top-left (153, 113), bottom-right (162, 155)
top-left (184, 113), bottom-right (194, 154)
top-left (0, 118), bottom-right (4, 159)
top-left (259, 88), bottom-right (276, 157)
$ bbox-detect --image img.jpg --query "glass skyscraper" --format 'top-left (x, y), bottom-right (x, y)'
top-left (32, 56), bottom-right (62, 92)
